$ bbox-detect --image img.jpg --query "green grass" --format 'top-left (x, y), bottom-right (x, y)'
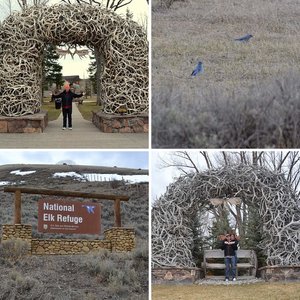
top-left (76, 98), bottom-right (101, 121)
top-left (152, 283), bottom-right (300, 300)
top-left (41, 98), bottom-right (61, 121)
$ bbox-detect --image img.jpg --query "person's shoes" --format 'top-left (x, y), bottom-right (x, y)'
top-left (233, 278), bottom-right (236, 281)
top-left (225, 278), bottom-right (229, 282)
top-left (68, 127), bottom-right (72, 130)
top-left (62, 127), bottom-right (66, 130)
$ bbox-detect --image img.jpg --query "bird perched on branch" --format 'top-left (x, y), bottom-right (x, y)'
top-left (191, 61), bottom-right (203, 77)
top-left (234, 34), bottom-right (253, 42)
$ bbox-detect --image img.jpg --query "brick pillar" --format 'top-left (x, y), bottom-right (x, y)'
top-left (104, 227), bottom-right (135, 251)
top-left (2, 224), bottom-right (32, 252)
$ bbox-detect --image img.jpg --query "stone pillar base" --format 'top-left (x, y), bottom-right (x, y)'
top-left (2, 224), bottom-right (32, 252)
top-left (104, 227), bottom-right (135, 251)
top-left (92, 111), bottom-right (148, 133)
top-left (152, 267), bottom-right (201, 284)
top-left (259, 265), bottom-right (300, 281)
top-left (0, 111), bottom-right (48, 133)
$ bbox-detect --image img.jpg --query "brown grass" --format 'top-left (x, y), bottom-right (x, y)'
top-left (152, 0), bottom-right (300, 148)
top-left (152, 283), bottom-right (300, 300)
top-left (153, 0), bottom-right (300, 91)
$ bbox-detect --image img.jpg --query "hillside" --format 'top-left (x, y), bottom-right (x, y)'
top-left (0, 166), bottom-right (148, 299)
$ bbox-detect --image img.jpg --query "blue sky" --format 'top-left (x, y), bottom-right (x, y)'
top-left (0, 150), bottom-right (148, 170)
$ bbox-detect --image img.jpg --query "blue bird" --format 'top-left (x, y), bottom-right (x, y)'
top-left (191, 61), bottom-right (203, 77)
top-left (82, 205), bottom-right (96, 214)
top-left (234, 34), bottom-right (253, 42)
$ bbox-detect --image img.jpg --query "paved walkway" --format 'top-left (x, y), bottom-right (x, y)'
top-left (0, 104), bottom-right (148, 149)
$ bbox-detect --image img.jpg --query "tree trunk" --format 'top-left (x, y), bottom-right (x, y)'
top-left (95, 48), bottom-right (104, 107)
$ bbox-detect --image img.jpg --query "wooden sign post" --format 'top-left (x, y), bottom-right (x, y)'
top-left (4, 187), bottom-right (129, 228)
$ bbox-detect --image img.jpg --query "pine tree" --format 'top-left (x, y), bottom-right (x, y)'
top-left (43, 45), bottom-right (63, 92)
top-left (209, 206), bottom-right (231, 249)
top-left (88, 54), bottom-right (97, 95)
top-left (243, 204), bottom-right (266, 266)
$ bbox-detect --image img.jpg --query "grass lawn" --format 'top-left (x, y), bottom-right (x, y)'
top-left (152, 283), bottom-right (300, 300)
top-left (41, 98), bottom-right (61, 121)
top-left (76, 97), bottom-right (101, 121)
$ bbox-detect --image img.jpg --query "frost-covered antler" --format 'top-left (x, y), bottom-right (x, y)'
top-left (152, 165), bottom-right (300, 267)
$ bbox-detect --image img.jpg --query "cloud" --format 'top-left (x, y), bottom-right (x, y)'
top-left (151, 151), bottom-right (181, 204)
top-left (0, 150), bottom-right (148, 170)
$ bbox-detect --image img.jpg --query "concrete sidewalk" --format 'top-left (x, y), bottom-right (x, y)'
top-left (0, 104), bottom-right (148, 149)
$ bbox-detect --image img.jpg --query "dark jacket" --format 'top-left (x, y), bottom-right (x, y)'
top-left (221, 240), bottom-right (238, 257)
top-left (52, 90), bottom-right (83, 110)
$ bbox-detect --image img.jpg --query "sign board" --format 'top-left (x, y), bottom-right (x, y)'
top-left (38, 199), bottom-right (101, 234)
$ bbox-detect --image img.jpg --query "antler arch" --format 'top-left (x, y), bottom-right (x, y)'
top-left (0, 4), bottom-right (148, 116)
top-left (152, 165), bottom-right (300, 268)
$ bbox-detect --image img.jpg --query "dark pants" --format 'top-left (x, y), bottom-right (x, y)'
top-left (225, 256), bottom-right (236, 279)
top-left (63, 108), bottom-right (72, 128)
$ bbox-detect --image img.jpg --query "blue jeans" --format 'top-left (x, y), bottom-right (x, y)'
top-left (225, 256), bottom-right (236, 279)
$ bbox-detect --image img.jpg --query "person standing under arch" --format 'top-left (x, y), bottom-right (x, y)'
top-left (52, 82), bottom-right (83, 130)
top-left (221, 233), bottom-right (238, 281)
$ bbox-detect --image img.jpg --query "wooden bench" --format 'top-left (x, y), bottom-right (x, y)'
top-left (202, 249), bottom-right (257, 278)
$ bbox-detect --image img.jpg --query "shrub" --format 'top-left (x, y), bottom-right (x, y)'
top-left (0, 239), bottom-right (30, 263)
top-left (152, 73), bottom-right (300, 148)
top-left (153, 0), bottom-right (187, 9)
top-left (0, 271), bottom-right (50, 300)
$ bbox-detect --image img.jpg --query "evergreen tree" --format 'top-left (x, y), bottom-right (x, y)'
top-left (88, 54), bottom-right (97, 95)
top-left (209, 206), bottom-right (231, 249)
top-left (191, 211), bottom-right (209, 267)
top-left (43, 45), bottom-right (63, 92)
top-left (243, 204), bottom-right (266, 266)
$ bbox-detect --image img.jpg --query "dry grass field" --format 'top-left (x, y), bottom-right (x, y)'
top-left (152, 282), bottom-right (300, 300)
top-left (152, 0), bottom-right (300, 148)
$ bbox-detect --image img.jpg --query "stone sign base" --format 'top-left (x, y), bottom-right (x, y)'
top-left (2, 224), bottom-right (135, 254)
top-left (259, 265), bottom-right (300, 282)
top-left (92, 111), bottom-right (148, 133)
top-left (0, 112), bottom-right (48, 133)
top-left (152, 267), bottom-right (201, 284)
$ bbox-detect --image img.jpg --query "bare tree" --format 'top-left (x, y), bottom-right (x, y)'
top-left (61, 0), bottom-right (133, 11)
top-left (17, 0), bottom-right (27, 9)
top-left (106, 0), bottom-right (133, 11)
top-left (17, 0), bottom-right (50, 9)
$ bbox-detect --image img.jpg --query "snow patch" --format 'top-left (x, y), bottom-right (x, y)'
top-left (10, 170), bottom-right (36, 176)
top-left (53, 172), bottom-right (85, 179)
top-left (52, 172), bottom-right (148, 183)
top-left (83, 173), bottom-right (148, 183)
top-left (0, 181), bottom-right (10, 186)
top-left (0, 181), bottom-right (25, 186)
